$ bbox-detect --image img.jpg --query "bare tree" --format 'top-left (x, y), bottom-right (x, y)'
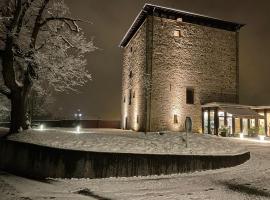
top-left (0, 0), bottom-right (96, 134)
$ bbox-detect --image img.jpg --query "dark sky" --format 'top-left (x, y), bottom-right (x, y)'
top-left (55, 0), bottom-right (270, 120)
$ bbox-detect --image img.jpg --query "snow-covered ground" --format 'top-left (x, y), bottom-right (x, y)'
top-left (0, 139), bottom-right (270, 200)
top-left (7, 128), bottom-right (246, 155)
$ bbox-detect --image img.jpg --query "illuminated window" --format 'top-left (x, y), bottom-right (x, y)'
top-left (174, 30), bottom-right (182, 37)
top-left (186, 88), bottom-right (194, 104)
top-left (218, 111), bottom-right (224, 117)
top-left (174, 114), bottom-right (178, 124)
top-left (176, 18), bottom-right (183, 22)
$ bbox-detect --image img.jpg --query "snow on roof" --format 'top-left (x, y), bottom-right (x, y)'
top-left (119, 3), bottom-right (245, 47)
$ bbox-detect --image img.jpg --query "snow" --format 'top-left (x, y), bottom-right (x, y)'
top-left (7, 128), bottom-right (246, 155)
top-left (0, 140), bottom-right (270, 199)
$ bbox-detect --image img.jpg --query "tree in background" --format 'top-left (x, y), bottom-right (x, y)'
top-left (0, 0), bottom-right (96, 134)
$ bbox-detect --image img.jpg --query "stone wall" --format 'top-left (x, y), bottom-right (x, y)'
top-left (122, 16), bottom-right (239, 133)
top-left (122, 21), bottom-right (147, 131)
top-left (150, 16), bottom-right (238, 132)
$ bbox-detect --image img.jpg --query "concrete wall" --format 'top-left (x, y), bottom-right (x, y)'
top-left (0, 140), bottom-right (250, 179)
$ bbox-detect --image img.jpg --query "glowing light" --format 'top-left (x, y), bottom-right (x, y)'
top-left (259, 135), bottom-right (265, 142)
top-left (239, 133), bottom-right (244, 139)
top-left (76, 126), bottom-right (81, 133)
top-left (39, 124), bottom-right (44, 131)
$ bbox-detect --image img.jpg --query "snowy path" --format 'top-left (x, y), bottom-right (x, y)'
top-left (1, 140), bottom-right (270, 199)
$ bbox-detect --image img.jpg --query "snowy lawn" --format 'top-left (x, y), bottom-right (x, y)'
top-left (0, 140), bottom-right (269, 200)
top-left (7, 128), bottom-right (246, 155)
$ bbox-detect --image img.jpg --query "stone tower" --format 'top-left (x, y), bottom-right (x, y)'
top-left (120, 4), bottom-right (244, 132)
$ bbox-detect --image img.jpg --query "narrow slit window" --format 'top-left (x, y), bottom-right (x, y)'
top-left (174, 114), bottom-right (178, 124)
top-left (129, 70), bottom-right (133, 79)
top-left (129, 90), bottom-right (132, 105)
top-left (133, 91), bottom-right (135, 98)
top-left (186, 88), bottom-right (194, 104)
top-left (123, 96), bottom-right (126, 103)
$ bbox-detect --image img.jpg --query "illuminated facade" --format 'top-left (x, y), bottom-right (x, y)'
top-left (120, 4), bottom-right (244, 132)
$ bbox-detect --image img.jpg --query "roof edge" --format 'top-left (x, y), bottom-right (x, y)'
top-left (119, 3), bottom-right (245, 48)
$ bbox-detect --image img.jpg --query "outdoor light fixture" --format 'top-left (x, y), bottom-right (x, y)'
top-left (39, 124), bottom-right (44, 131)
top-left (76, 126), bottom-right (81, 133)
top-left (239, 133), bottom-right (244, 139)
top-left (259, 135), bottom-right (265, 142)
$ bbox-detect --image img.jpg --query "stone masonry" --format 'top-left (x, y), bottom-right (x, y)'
top-left (121, 5), bottom-right (240, 133)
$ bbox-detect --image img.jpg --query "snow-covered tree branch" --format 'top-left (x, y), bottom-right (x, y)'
top-left (0, 0), bottom-right (96, 134)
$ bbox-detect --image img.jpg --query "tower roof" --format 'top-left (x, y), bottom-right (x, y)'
top-left (119, 4), bottom-right (245, 47)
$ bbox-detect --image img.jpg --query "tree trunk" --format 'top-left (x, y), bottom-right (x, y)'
top-left (9, 91), bottom-right (29, 134)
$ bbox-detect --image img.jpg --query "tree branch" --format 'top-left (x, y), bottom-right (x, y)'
top-left (9, 0), bottom-right (22, 31)
top-left (61, 36), bottom-right (74, 48)
top-left (39, 17), bottom-right (89, 32)
top-left (16, 0), bottom-right (35, 35)
top-left (30, 0), bottom-right (49, 48)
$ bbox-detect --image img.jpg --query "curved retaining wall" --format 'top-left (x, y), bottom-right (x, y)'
top-left (0, 139), bottom-right (250, 179)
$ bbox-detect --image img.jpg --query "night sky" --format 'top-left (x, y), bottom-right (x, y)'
top-left (55, 0), bottom-right (270, 120)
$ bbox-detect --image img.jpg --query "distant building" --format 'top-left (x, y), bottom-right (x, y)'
top-left (120, 4), bottom-right (270, 135)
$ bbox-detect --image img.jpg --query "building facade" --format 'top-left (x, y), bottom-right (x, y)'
top-left (120, 4), bottom-right (244, 132)
top-left (202, 103), bottom-right (270, 136)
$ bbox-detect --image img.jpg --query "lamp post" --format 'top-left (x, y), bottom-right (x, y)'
top-left (74, 109), bottom-right (82, 120)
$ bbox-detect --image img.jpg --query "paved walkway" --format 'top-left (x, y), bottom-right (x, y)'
top-left (0, 138), bottom-right (270, 199)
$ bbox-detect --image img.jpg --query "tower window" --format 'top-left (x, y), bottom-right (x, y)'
top-left (133, 91), bottom-right (135, 98)
top-left (137, 115), bottom-right (139, 124)
top-left (174, 114), bottom-right (178, 124)
top-left (186, 88), bottom-right (194, 104)
top-left (176, 18), bottom-right (183, 22)
top-left (123, 96), bottom-right (126, 103)
top-left (129, 70), bottom-right (133, 79)
top-left (174, 30), bottom-right (182, 37)
top-left (130, 46), bottom-right (133, 52)
top-left (129, 89), bottom-right (132, 105)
